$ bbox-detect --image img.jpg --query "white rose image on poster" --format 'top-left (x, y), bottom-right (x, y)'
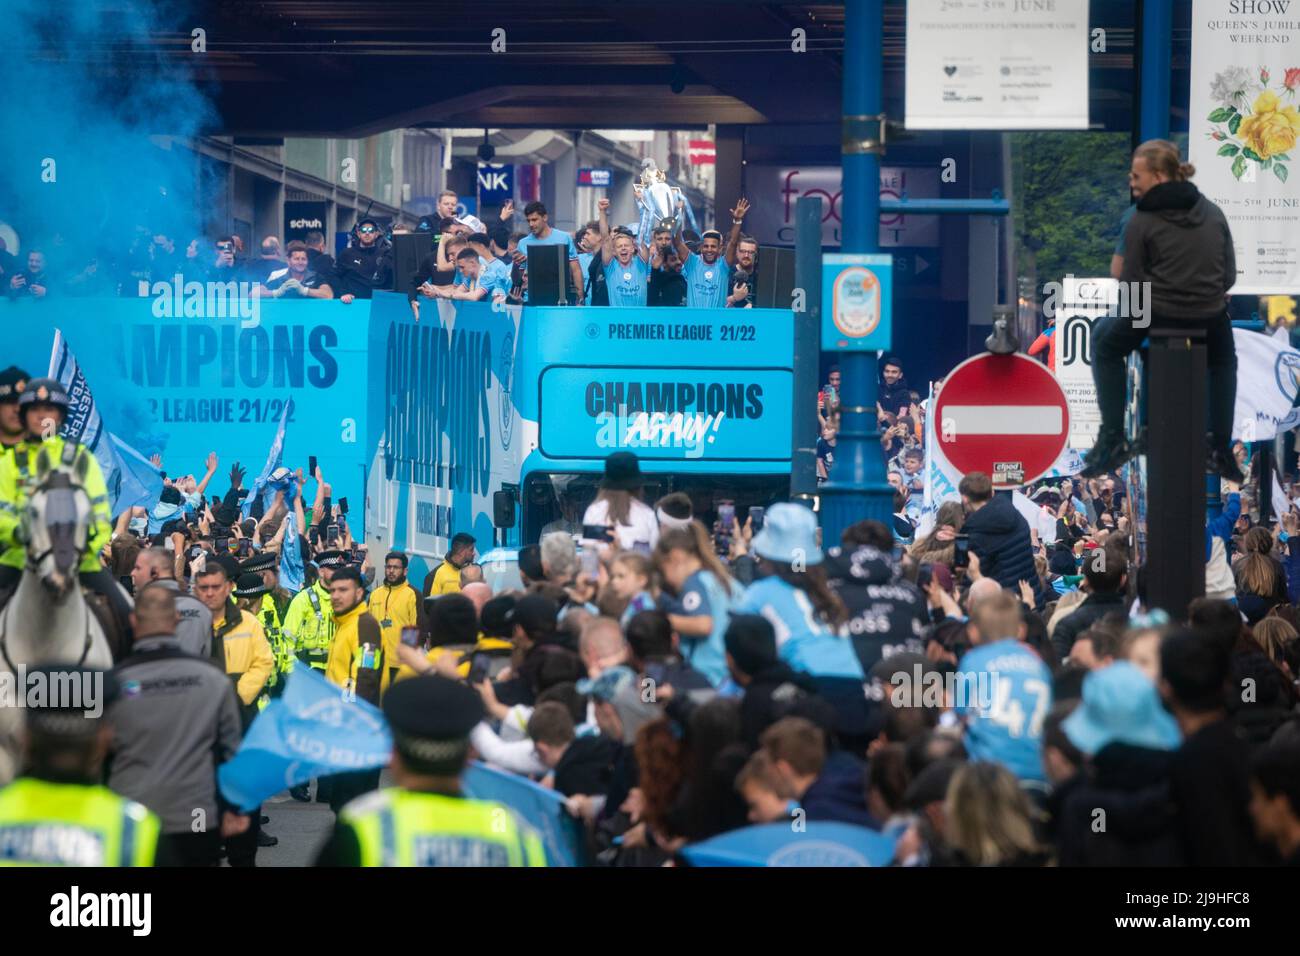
top-left (1205, 66), bottom-right (1300, 184)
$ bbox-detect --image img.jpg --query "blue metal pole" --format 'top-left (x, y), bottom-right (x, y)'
top-left (819, 0), bottom-right (894, 543)
top-left (1137, 0), bottom-right (1173, 142)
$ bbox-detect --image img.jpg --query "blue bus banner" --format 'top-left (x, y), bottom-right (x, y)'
top-left (6, 297), bottom-right (371, 531)
top-left (539, 366), bottom-right (792, 461)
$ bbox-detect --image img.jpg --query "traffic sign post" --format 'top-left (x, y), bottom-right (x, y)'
top-left (934, 352), bottom-right (1070, 490)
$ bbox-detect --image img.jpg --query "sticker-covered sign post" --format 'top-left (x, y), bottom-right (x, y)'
top-left (934, 352), bottom-right (1071, 490)
top-left (821, 253), bottom-right (893, 352)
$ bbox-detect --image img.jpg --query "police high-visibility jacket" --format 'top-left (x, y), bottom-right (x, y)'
top-left (212, 600), bottom-right (274, 720)
top-left (0, 777), bottom-right (160, 866)
top-left (367, 581), bottom-right (421, 685)
top-left (333, 788), bottom-right (546, 867)
top-left (284, 579), bottom-right (336, 670)
top-left (326, 600), bottom-right (387, 704)
top-left (258, 589), bottom-right (296, 683)
top-left (0, 436), bottom-right (112, 572)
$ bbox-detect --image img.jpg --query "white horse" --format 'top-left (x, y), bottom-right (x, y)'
top-left (0, 446), bottom-right (117, 784)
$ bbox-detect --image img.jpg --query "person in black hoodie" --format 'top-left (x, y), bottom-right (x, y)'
top-left (1161, 627), bottom-right (1266, 866)
top-left (1057, 661), bottom-right (1184, 866)
top-left (825, 521), bottom-right (928, 676)
top-left (878, 355), bottom-right (910, 420)
top-left (332, 217), bottom-right (393, 304)
top-left (958, 471), bottom-right (1040, 598)
top-left (1083, 139), bottom-right (1240, 481)
top-left (724, 614), bottom-right (823, 750)
top-left (1050, 538), bottom-right (1129, 664)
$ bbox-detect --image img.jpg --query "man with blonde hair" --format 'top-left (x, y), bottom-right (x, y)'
top-left (956, 591), bottom-right (1052, 787)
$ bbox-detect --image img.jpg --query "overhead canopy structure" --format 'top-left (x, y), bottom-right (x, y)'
top-left (149, 0), bottom-right (1171, 137)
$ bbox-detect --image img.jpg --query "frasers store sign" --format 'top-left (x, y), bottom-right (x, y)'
top-left (746, 166), bottom-right (939, 248)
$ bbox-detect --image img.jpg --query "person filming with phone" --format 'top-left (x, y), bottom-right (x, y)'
top-left (582, 452), bottom-right (658, 553)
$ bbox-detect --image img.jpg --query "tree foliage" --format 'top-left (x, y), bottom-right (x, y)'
top-left (1011, 132), bottom-right (1132, 284)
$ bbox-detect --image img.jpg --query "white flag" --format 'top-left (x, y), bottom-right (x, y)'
top-left (1232, 327), bottom-right (1300, 443)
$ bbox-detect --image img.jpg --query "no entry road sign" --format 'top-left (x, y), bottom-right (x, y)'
top-left (934, 351), bottom-right (1070, 488)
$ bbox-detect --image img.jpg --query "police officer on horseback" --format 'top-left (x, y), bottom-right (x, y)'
top-left (0, 378), bottom-right (130, 636)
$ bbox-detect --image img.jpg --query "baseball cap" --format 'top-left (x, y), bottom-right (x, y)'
top-left (505, 594), bottom-right (558, 639)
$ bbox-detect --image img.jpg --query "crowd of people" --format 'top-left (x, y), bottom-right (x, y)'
top-left (2, 188), bottom-right (765, 315)
top-left (1, 355), bottom-right (1297, 868)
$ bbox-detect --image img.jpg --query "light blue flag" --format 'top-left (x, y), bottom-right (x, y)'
top-left (48, 329), bottom-right (159, 517)
top-left (462, 761), bottom-right (585, 867)
top-left (107, 432), bottom-right (164, 516)
top-left (279, 482), bottom-right (305, 592)
top-left (217, 666), bottom-right (391, 812)
top-left (679, 822), bottom-right (899, 868)
top-left (242, 398), bottom-right (291, 519)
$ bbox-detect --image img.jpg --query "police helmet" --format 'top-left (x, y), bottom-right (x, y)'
top-left (17, 377), bottom-right (70, 411)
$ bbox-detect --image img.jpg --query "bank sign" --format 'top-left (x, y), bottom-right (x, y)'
top-left (538, 367), bottom-right (792, 462)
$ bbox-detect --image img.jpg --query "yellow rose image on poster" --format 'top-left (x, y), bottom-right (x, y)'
top-left (1207, 69), bottom-right (1300, 184)
top-left (1239, 92), bottom-right (1300, 160)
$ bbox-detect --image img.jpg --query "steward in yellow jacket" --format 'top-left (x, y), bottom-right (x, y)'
top-left (326, 566), bottom-right (388, 704)
top-left (393, 592), bottom-right (515, 684)
top-left (367, 551), bottom-right (423, 689)
top-left (421, 533), bottom-right (477, 597)
top-left (195, 565), bottom-right (274, 729)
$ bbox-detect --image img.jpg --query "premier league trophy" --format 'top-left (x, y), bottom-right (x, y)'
top-left (632, 157), bottom-right (699, 249)
top-left (634, 158), bottom-right (682, 231)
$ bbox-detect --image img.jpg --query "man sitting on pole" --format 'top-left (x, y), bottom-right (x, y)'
top-left (1081, 140), bottom-right (1241, 481)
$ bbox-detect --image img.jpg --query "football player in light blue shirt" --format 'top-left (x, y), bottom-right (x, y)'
top-left (672, 196), bottom-right (750, 309)
top-left (444, 248), bottom-right (510, 303)
top-left (512, 200), bottom-right (584, 304)
top-left (954, 591), bottom-right (1053, 785)
top-left (597, 197), bottom-right (650, 307)
top-left (452, 233), bottom-right (513, 301)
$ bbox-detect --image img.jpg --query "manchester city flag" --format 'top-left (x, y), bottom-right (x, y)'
top-left (462, 761), bottom-right (585, 867)
top-left (48, 329), bottom-right (163, 516)
top-left (218, 666), bottom-right (392, 812)
top-left (679, 822), bottom-right (899, 867)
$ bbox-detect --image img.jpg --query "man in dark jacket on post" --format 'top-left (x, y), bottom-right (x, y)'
top-left (1050, 539), bottom-right (1129, 665)
top-left (959, 471), bottom-right (1039, 597)
top-left (1083, 139), bottom-right (1240, 481)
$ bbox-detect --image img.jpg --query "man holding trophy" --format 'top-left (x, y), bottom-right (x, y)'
top-left (671, 196), bottom-right (748, 310)
top-left (597, 197), bottom-right (650, 307)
